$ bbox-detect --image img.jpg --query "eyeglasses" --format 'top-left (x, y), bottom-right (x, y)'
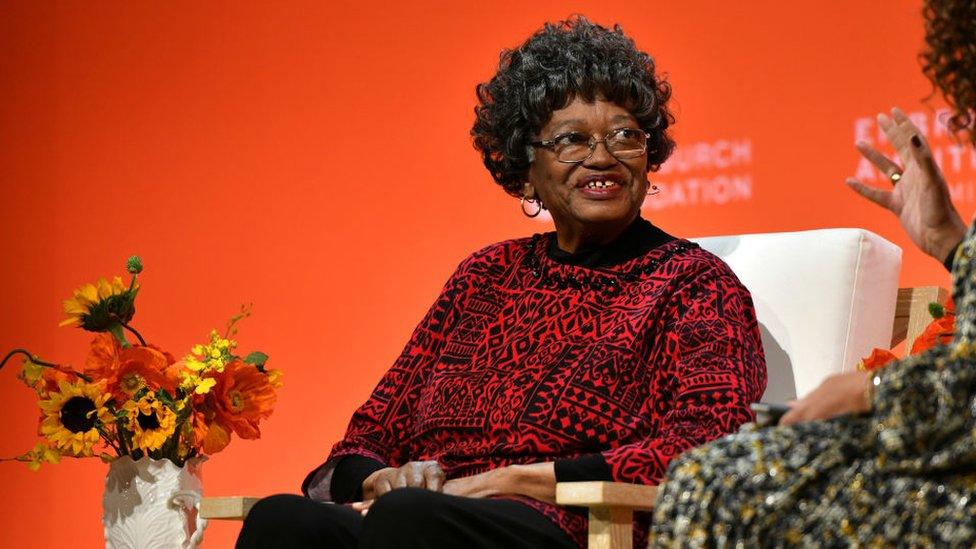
top-left (530, 128), bottom-right (651, 164)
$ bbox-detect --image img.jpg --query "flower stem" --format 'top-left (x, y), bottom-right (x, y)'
top-left (96, 426), bottom-right (122, 454)
top-left (120, 322), bottom-right (148, 347)
top-left (0, 349), bottom-right (59, 371)
top-left (0, 349), bottom-right (91, 382)
top-left (115, 423), bottom-right (131, 456)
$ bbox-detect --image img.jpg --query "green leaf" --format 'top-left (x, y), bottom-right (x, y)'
top-left (244, 351), bottom-right (269, 370)
top-left (156, 389), bottom-right (176, 409)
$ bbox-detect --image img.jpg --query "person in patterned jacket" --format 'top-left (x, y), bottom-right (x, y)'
top-left (651, 0), bottom-right (976, 545)
top-left (238, 15), bottom-right (766, 549)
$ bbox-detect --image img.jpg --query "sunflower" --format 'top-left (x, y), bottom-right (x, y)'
top-left (124, 394), bottom-right (177, 453)
top-left (191, 359), bottom-right (276, 454)
top-left (60, 276), bottom-right (138, 332)
top-left (38, 379), bottom-right (113, 456)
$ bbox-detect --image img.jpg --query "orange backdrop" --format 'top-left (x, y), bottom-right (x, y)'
top-left (2, 1), bottom-right (974, 547)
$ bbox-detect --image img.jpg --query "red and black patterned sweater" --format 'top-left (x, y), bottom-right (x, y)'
top-left (305, 224), bottom-right (766, 546)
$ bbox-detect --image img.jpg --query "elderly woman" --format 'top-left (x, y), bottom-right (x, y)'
top-left (651, 1), bottom-right (976, 545)
top-left (237, 16), bottom-right (765, 549)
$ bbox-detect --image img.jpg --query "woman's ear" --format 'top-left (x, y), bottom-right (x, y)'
top-left (522, 182), bottom-right (536, 200)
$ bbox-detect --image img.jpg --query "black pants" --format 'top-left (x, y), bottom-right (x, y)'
top-left (235, 488), bottom-right (578, 548)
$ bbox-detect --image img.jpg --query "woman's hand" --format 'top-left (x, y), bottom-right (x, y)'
top-left (845, 107), bottom-right (966, 263)
top-left (443, 462), bottom-right (556, 504)
top-left (353, 462), bottom-right (555, 515)
top-left (360, 460), bottom-right (445, 501)
top-left (779, 370), bottom-right (872, 426)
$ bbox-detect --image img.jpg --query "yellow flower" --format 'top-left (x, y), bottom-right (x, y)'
top-left (184, 357), bottom-right (207, 372)
top-left (23, 443), bottom-right (61, 471)
top-left (267, 369), bottom-right (284, 389)
top-left (17, 357), bottom-right (45, 390)
top-left (60, 276), bottom-right (139, 332)
top-left (182, 330), bottom-right (236, 374)
top-left (38, 379), bottom-right (113, 457)
top-left (179, 368), bottom-right (218, 395)
top-left (124, 394), bottom-right (177, 452)
top-left (195, 377), bottom-right (218, 394)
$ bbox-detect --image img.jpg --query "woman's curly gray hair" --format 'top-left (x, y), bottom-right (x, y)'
top-left (472, 16), bottom-right (675, 197)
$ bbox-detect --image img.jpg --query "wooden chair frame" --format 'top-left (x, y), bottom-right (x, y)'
top-left (201, 286), bottom-right (946, 549)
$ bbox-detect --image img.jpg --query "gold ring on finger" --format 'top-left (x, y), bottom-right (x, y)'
top-left (889, 171), bottom-right (902, 184)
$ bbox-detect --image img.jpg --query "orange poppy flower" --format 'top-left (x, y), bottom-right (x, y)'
top-left (39, 367), bottom-right (73, 394)
top-left (910, 314), bottom-right (956, 354)
top-left (84, 333), bottom-right (119, 379)
top-left (84, 334), bottom-right (181, 402)
top-left (858, 348), bottom-right (898, 371)
top-left (190, 359), bottom-right (276, 454)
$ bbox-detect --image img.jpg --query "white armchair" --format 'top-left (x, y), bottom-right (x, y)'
top-left (692, 228), bottom-right (902, 403)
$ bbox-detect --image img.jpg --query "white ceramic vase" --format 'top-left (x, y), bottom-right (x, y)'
top-left (102, 455), bottom-right (207, 549)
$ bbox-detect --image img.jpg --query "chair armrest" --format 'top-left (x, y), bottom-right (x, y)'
top-left (891, 286), bottom-right (949, 349)
top-left (200, 496), bottom-right (260, 520)
top-left (555, 481), bottom-right (657, 510)
top-left (556, 482), bottom-right (658, 549)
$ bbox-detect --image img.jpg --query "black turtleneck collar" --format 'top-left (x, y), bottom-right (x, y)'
top-left (546, 217), bottom-right (675, 269)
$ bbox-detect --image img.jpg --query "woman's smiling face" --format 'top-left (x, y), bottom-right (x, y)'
top-left (526, 97), bottom-right (650, 249)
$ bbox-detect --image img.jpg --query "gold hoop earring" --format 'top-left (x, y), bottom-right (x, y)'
top-left (520, 196), bottom-right (542, 218)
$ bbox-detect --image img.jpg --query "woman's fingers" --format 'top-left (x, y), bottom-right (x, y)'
top-left (392, 471), bottom-right (407, 489)
top-left (362, 467), bottom-right (395, 500)
top-left (778, 401), bottom-right (804, 426)
top-left (423, 462), bottom-right (445, 492)
top-left (363, 461), bottom-right (445, 501)
top-left (845, 178), bottom-right (894, 210)
top-left (351, 500), bottom-right (374, 516)
top-left (777, 372), bottom-right (872, 427)
top-left (855, 140), bottom-right (903, 180)
top-left (890, 107), bottom-right (913, 127)
top-left (378, 476), bottom-right (395, 496)
top-left (407, 464), bottom-right (425, 486)
top-left (905, 131), bottom-right (943, 183)
top-left (887, 108), bottom-right (925, 163)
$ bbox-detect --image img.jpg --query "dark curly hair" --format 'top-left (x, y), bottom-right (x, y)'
top-left (472, 16), bottom-right (675, 197)
top-left (921, 0), bottom-right (976, 145)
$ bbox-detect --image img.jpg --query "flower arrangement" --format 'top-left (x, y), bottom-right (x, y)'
top-left (857, 299), bottom-right (955, 371)
top-left (1, 256), bottom-right (281, 470)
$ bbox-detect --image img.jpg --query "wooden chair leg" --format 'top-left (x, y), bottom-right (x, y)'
top-left (587, 507), bottom-right (633, 549)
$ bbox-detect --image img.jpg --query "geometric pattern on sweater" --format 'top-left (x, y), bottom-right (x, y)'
top-left (327, 233), bottom-right (767, 547)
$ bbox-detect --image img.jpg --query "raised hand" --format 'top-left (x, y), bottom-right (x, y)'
top-left (845, 107), bottom-right (966, 263)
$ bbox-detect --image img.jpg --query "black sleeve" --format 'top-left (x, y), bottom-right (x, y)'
top-left (944, 240), bottom-right (963, 272)
top-left (329, 455), bottom-right (388, 503)
top-left (553, 453), bottom-right (614, 482)
top-left (302, 455), bottom-right (389, 503)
